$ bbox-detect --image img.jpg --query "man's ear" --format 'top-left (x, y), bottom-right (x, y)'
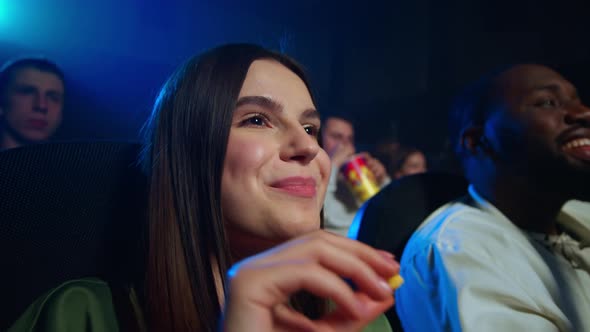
top-left (459, 126), bottom-right (484, 155)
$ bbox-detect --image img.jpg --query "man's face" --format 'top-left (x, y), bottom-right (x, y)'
top-left (0, 67), bottom-right (64, 144)
top-left (321, 117), bottom-right (355, 156)
top-left (486, 64), bottom-right (590, 193)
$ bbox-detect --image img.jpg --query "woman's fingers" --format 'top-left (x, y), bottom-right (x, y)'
top-left (271, 231), bottom-right (399, 276)
top-left (292, 231), bottom-right (400, 280)
top-left (224, 231), bottom-right (401, 332)
top-left (272, 294), bottom-right (394, 332)
top-left (236, 231), bottom-right (399, 302)
top-left (272, 303), bottom-right (316, 332)
top-left (302, 238), bottom-right (396, 301)
top-left (315, 293), bottom-right (394, 332)
top-left (231, 260), bottom-right (369, 319)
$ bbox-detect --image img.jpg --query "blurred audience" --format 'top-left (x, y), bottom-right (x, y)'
top-left (373, 138), bottom-right (399, 169)
top-left (321, 115), bottom-right (390, 236)
top-left (0, 57), bottom-right (64, 150)
top-left (396, 64), bottom-right (590, 331)
top-left (379, 145), bottom-right (428, 179)
top-left (391, 147), bottom-right (427, 179)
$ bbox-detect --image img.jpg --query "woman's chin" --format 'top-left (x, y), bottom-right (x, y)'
top-left (277, 220), bottom-right (321, 239)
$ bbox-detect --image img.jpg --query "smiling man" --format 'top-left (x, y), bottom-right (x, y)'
top-left (396, 64), bottom-right (590, 331)
top-left (0, 58), bottom-right (65, 150)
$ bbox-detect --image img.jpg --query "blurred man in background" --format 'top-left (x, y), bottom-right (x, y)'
top-left (321, 115), bottom-right (389, 236)
top-left (0, 57), bottom-right (65, 150)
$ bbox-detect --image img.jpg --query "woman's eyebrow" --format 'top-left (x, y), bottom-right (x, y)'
top-left (236, 96), bottom-right (283, 113)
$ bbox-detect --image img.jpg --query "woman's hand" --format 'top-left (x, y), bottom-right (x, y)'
top-left (221, 230), bottom-right (399, 332)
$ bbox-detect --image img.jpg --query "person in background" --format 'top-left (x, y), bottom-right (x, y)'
top-left (396, 64), bottom-right (590, 331)
top-left (9, 44), bottom-right (400, 332)
top-left (321, 116), bottom-right (390, 236)
top-left (0, 57), bottom-right (65, 150)
top-left (386, 146), bottom-right (427, 179)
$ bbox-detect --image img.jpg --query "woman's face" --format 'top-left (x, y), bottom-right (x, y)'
top-left (396, 151), bottom-right (427, 178)
top-left (221, 59), bottom-right (331, 249)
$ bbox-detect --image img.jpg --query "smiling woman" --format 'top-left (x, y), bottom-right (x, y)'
top-left (8, 43), bottom-right (400, 332)
top-left (222, 60), bottom-right (331, 252)
top-left (142, 43), bottom-right (398, 332)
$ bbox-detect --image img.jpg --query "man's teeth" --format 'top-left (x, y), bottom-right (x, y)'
top-left (563, 138), bottom-right (590, 149)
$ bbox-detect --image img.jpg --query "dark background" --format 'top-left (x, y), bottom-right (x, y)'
top-left (2, 0), bottom-right (589, 160)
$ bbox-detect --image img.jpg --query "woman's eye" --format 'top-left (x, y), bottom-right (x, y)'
top-left (248, 116), bottom-right (264, 126)
top-left (304, 125), bottom-right (319, 137)
top-left (241, 115), bottom-right (268, 127)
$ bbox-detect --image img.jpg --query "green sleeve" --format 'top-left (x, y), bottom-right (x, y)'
top-left (8, 278), bottom-right (120, 332)
top-left (363, 313), bottom-right (394, 332)
top-left (327, 299), bottom-right (393, 332)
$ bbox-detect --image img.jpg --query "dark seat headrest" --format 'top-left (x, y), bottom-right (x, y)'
top-left (0, 141), bottom-right (148, 329)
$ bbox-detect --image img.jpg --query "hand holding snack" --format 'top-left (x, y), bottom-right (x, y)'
top-left (222, 231), bottom-right (401, 332)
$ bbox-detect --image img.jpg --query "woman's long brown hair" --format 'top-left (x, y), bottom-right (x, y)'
top-left (140, 44), bottom-right (326, 331)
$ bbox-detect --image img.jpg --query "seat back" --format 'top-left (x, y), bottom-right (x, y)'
top-left (349, 172), bottom-right (468, 330)
top-left (0, 142), bottom-right (147, 329)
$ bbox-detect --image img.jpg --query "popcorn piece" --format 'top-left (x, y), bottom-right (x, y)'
top-left (387, 275), bottom-right (404, 290)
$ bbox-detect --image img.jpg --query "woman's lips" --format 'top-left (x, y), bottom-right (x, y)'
top-left (270, 176), bottom-right (317, 198)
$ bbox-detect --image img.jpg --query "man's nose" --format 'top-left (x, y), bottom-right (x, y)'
top-left (33, 94), bottom-right (49, 114)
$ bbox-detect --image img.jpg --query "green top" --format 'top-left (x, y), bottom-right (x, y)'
top-left (9, 278), bottom-right (393, 332)
top-left (8, 278), bottom-right (120, 332)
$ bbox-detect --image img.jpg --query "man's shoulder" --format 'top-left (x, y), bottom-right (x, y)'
top-left (402, 199), bottom-right (524, 261)
top-left (409, 200), bottom-right (500, 243)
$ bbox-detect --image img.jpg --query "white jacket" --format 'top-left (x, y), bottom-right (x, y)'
top-left (396, 185), bottom-right (590, 332)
